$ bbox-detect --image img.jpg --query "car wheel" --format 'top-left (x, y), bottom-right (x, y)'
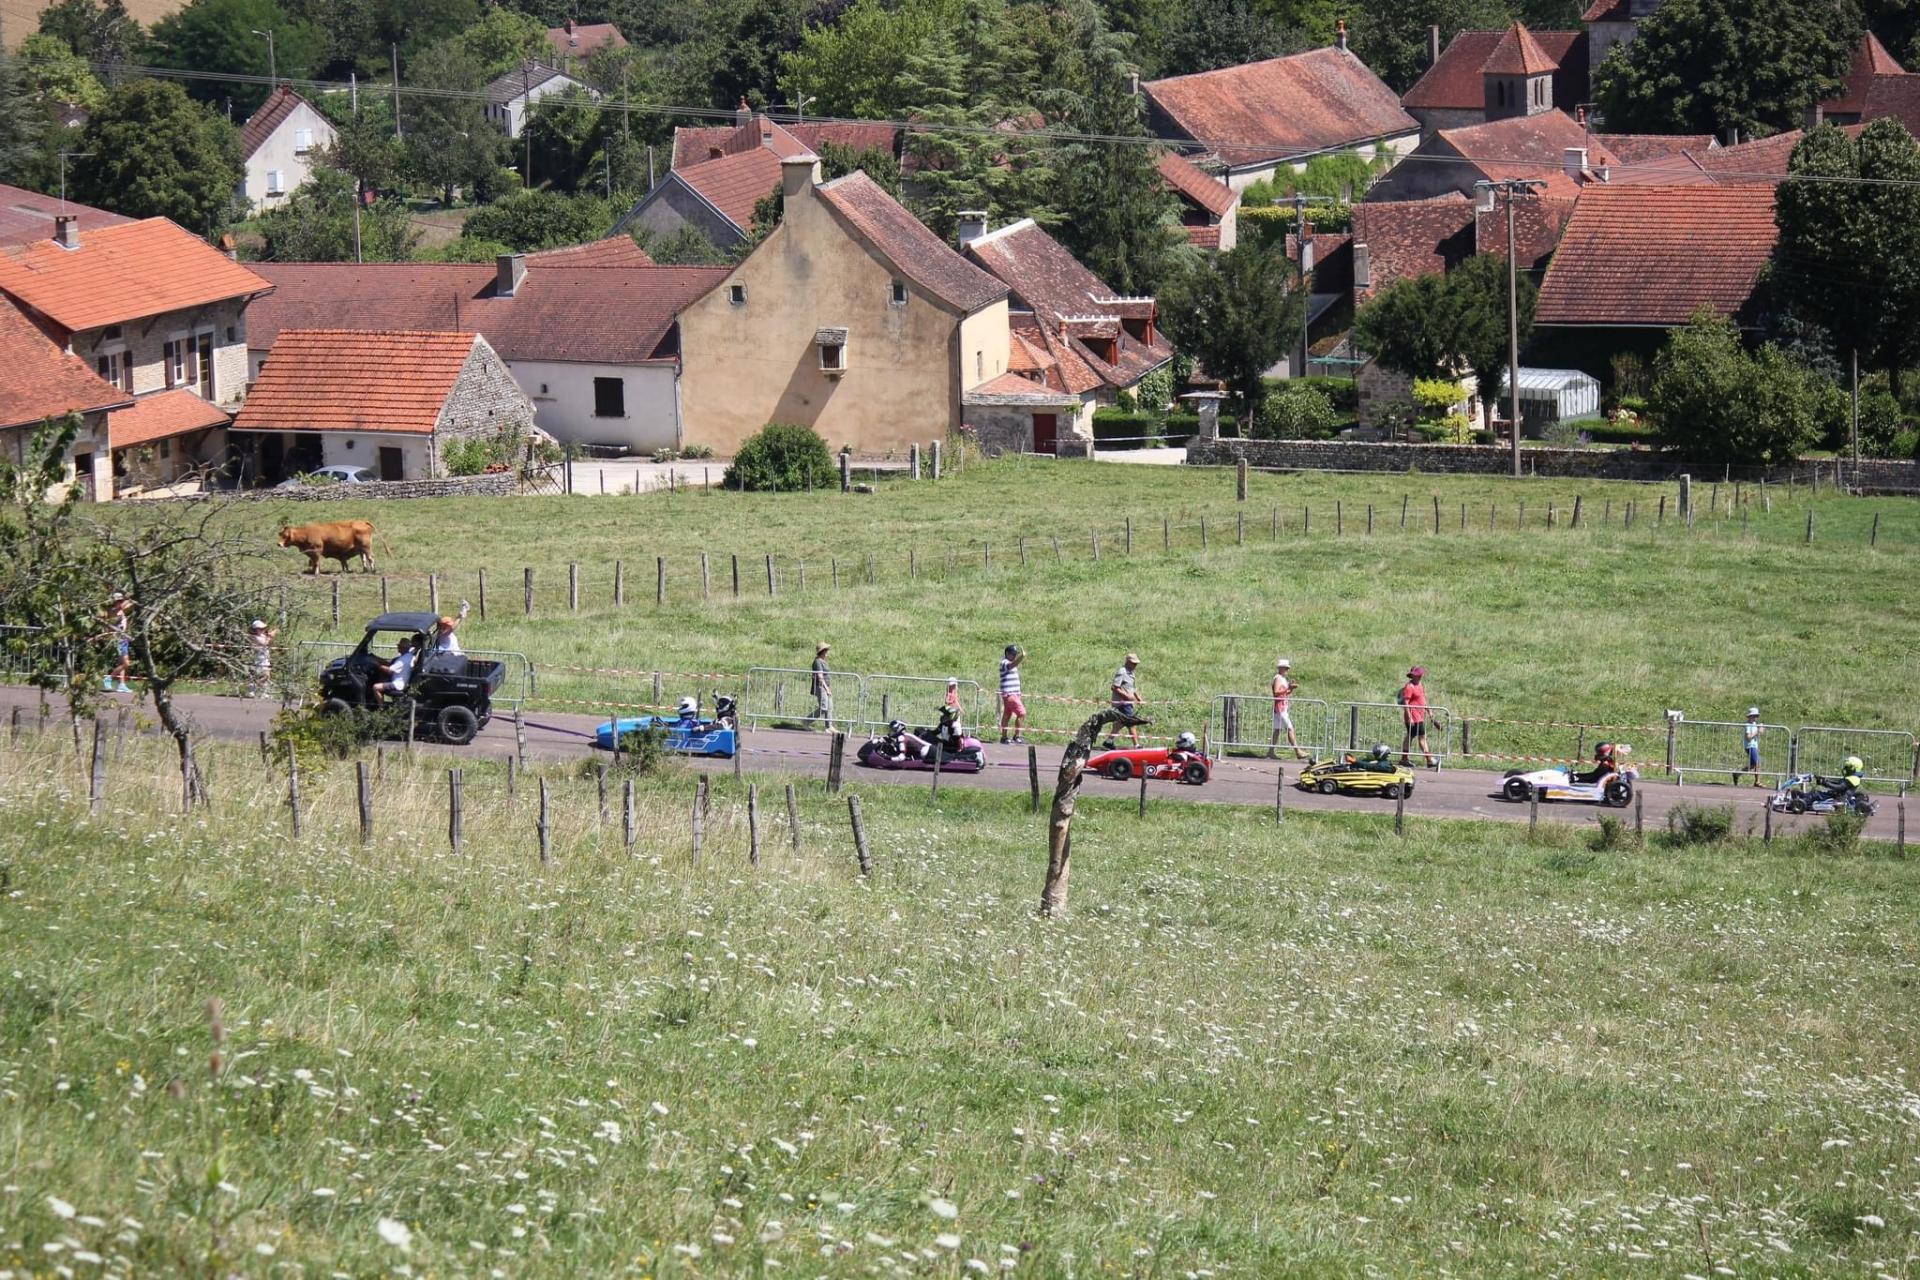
top-left (1384, 783), bottom-right (1403, 799)
top-left (1183, 762), bottom-right (1208, 785)
top-left (1603, 779), bottom-right (1632, 807)
top-left (1503, 777), bottom-right (1531, 802)
top-left (437, 704), bottom-right (479, 746)
top-left (320, 697), bottom-right (353, 718)
top-left (1317, 778), bottom-right (1339, 795)
top-left (1785, 796), bottom-right (1807, 814)
top-left (1106, 759), bottom-right (1133, 781)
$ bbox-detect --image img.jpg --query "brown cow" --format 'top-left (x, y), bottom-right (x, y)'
top-left (277, 520), bottom-right (389, 574)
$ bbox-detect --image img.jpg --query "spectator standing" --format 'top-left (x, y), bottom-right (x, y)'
top-left (805, 642), bottom-right (834, 728)
top-left (1267, 657), bottom-right (1305, 760)
top-left (1398, 665), bottom-right (1436, 768)
top-left (100, 592), bottom-right (134, 693)
top-left (1733, 706), bottom-right (1764, 786)
top-left (1105, 652), bottom-right (1143, 750)
top-left (998, 644), bottom-right (1026, 744)
top-left (247, 619), bottom-right (279, 699)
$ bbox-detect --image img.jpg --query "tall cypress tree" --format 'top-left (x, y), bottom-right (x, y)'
top-left (0, 21), bottom-right (50, 186)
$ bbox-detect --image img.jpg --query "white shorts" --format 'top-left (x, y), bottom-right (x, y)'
top-left (1272, 710), bottom-right (1293, 731)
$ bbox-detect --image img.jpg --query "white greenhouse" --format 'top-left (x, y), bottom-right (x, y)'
top-left (1497, 367), bottom-right (1603, 435)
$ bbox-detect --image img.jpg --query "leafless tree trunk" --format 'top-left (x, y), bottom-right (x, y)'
top-left (1040, 707), bottom-right (1150, 917)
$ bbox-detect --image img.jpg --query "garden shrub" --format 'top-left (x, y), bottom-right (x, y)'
top-left (1664, 802), bottom-right (1734, 846)
top-left (724, 423), bottom-right (835, 491)
top-left (443, 424), bottom-right (533, 476)
top-left (1135, 365), bottom-right (1175, 412)
top-left (1252, 383), bottom-right (1337, 439)
top-left (1803, 808), bottom-right (1867, 855)
top-left (1590, 815), bottom-right (1630, 851)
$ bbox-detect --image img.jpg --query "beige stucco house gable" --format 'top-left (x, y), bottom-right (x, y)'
top-left (677, 156), bottom-right (1011, 455)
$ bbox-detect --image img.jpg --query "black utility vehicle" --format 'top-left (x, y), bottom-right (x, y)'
top-left (318, 612), bottom-right (503, 745)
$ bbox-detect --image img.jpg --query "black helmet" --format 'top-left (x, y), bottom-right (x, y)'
top-left (1370, 743), bottom-right (1390, 760)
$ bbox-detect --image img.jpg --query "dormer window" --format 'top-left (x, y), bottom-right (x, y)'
top-left (889, 279), bottom-right (908, 307)
top-left (728, 283), bottom-right (747, 306)
top-left (816, 327), bottom-right (848, 375)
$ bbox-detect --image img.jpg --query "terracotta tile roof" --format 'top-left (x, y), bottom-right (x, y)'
top-left (1351, 194), bottom-right (1474, 299)
top-left (1287, 231), bottom-right (1354, 294)
top-left (238, 86), bottom-right (322, 161)
top-left (1156, 151), bottom-right (1237, 216)
top-left (0, 184), bottom-right (130, 249)
top-left (1482, 23), bottom-right (1559, 75)
top-left (0, 218), bottom-right (272, 335)
top-left (1582, 0), bottom-right (1632, 21)
top-left (0, 297), bottom-right (129, 430)
top-left (1692, 126), bottom-right (1864, 182)
top-left (1185, 225), bottom-right (1222, 248)
top-left (1008, 330), bottom-right (1052, 373)
top-left (546, 21), bottom-right (627, 59)
top-left (1144, 47), bottom-right (1417, 167)
top-left (1592, 132), bottom-right (1715, 162)
top-left (108, 388), bottom-right (229, 449)
top-left (249, 259), bottom-right (727, 365)
top-left (676, 148), bottom-right (784, 232)
top-left (1401, 29), bottom-right (1585, 111)
top-left (1434, 109), bottom-right (1620, 197)
top-left (486, 63), bottom-right (578, 107)
top-left (1473, 195), bottom-right (1575, 272)
top-left (964, 369), bottom-right (1080, 404)
top-left (818, 173), bottom-right (1007, 313)
top-left (1536, 184), bottom-right (1778, 326)
top-left (671, 116), bottom-right (901, 169)
top-left (1013, 314), bottom-right (1100, 394)
top-left (1860, 74), bottom-right (1920, 134)
top-left (1824, 33), bottom-right (1905, 115)
top-left (235, 330), bottom-right (481, 434)
top-left (523, 237), bottom-right (654, 266)
top-left (964, 219), bottom-right (1174, 391)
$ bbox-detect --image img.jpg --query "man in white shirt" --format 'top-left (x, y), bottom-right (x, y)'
top-left (373, 638), bottom-right (416, 705)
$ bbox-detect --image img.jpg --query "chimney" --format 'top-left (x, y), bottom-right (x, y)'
top-left (1806, 103), bottom-right (1825, 129)
top-left (1336, 19), bottom-right (1348, 51)
top-left (1353, 243), bottom-right (1371, 290)
top-left (1427, 24), bottom-right (1441, 66)
top-left (955, 210), bottom-right (988, 247)
top-left (53, 214), bottom-right (79, 249)
top-left (1474, 184), bottom-right (1495, 214)
top-left (736, 97), bottom-right (752, 126)
top-left (781, 153), bottom-right (821, 199)
top-left (496, 253), bottom-right (526, 297)
top-left (1563, 145), bottom-right (1588, 182)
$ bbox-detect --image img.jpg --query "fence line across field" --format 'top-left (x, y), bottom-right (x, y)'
top-left (1667, 718), bottom-right (1792, 788)
top-left (1210, 694), bottom-right (1331, 759)
top-left (741, 666), bottom-right (864, 734)
top-left (1789, 726), bottom-right (1919, 788)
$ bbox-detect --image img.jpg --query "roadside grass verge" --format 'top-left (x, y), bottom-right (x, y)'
top-left (3, 727), bottom-right (1917, 1276)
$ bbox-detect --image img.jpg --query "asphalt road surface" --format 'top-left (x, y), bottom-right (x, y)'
top-left (6, 687), bottom-right (1904, 843)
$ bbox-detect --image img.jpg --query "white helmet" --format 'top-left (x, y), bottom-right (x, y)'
top-left (676, 696), bottom-right (697, 715)
top-left (1175, 731), bottom-right (1197, 751)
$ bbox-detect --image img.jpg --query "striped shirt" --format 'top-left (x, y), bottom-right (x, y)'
top-left (999, 658), bottom-right (1021, 696)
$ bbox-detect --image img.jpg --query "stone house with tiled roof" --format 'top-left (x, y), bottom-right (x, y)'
top-left (958, 216), bottom-right (1176, 453)
top-left (1824, 34), bottom-right (1908, 123)
top-left (234, 330), bottom-right (533, 481)
top-left (1141, 39), bottom-right (1420, 192)
top-left (676, 156), bottom-right (1011, 454)
top-left (1366, 109), bottom-right (1618, 202)
top-left (1156, 152), bottom-right (1240, 249)
top-left (246, 240), bottom-right (721, 462)
top-left (0, 296), bottom-right (130, 501)
top-left (545, 20), bottom-right (626, 67)
top-left (0, 185), bottom-right (128, 249)
top-left (1402, 23), bottom-right (1590, 136)
top-left (0, 216), bottom-right (272, 499)
top-left (669, 108), bottom-right (902, 171)
top-left (237, 86), bottom-right (336, 211)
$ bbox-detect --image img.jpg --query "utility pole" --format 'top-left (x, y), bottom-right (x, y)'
top-left (250, 28), bottom-right (276, 85)
top-left (789, 92), bottom-right (816, 124)
top-left (1850, 347), bottom-right (1860, 482)
top-left (58, 151), bottom-right (95, 208)
top-left (1293, 192), bottom-right (1309, 380)
top-left (350, 73), bottom-right (363, 263)
top-left (1477, 178), bottom-right (1545, 478)
top-left (391, 44), bottom-right (402, 139)
top-left (523, 63), bottom-right (533, 187)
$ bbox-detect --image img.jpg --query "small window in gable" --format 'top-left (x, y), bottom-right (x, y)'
top-left (294, 128), bottom-right (314, 153)
top-left (815, 326), bottom-right (849, 374)
top-left (728, 283), bottom-right (747, 306)
top-left (889, 278), bottom-right (907, 307)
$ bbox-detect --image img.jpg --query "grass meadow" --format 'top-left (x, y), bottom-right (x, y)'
top-left (181, 459), bottom-right (1920, 743)
top-left (2, 726), bottom-right (1918, 1276)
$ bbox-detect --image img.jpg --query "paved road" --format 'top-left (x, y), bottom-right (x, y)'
top-left (8, 687), bottom-right (1902, 843)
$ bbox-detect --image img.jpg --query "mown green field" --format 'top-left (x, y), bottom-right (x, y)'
top-left (165, 459), bottom-right (1920, 742)
top-left (2, 728), bottom-right (1916, 1277)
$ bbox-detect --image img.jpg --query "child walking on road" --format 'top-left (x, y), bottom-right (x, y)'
top-left (1733, 707), bottom-right (1764, 786)
top-left (998, 644), bottom-right (1026, 744)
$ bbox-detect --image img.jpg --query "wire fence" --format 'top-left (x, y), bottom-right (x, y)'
top-left (1210, 694), bottom-right (1332, 759)
top-left (1671, 718), bottom-right (1793, 787)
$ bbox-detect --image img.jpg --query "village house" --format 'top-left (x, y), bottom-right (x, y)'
top-left (247, 239), bottom-right (724, 464)
top-left (0, 297), bottom-right (130, 500)
top-left (486, 63), bottom-right (590, 138)
top-left (675, 156), bottom-right (1011, 454)
top-left (1402, 22), bottom-right (1591, 136)
top-left (1156, 151), bottom-right (1240, 249)
top-left (237, 86), bottom-right (338, 211)
top-left (958, 214), bottom-right (1176, 453)
top-left (1581, 0), bottom-right (1660, 82)
top-left (1140, 35), bottom-right (1419, 192)
top-left (1366, 108), bottom-right (1618, 202)
top-left (232, 330), bottom-right (534, 481)
top-left (545, 19), bottom-right (626, 68)
top-left (0, 216), bottom-right (272, 499)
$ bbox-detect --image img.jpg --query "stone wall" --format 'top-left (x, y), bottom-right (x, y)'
top-left (1185, 438), bottom-right (1920, 491)
top-left (154, 473), bottom-right (519, 503)
top-left (437, 341), bottom-right (538, 469)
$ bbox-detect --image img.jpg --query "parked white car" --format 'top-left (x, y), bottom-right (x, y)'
top-left (277, 465), bottom-right (372, 489)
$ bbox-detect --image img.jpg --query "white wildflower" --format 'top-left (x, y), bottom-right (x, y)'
top-left (377, 1218), bottom-right (413, 1250)
top-left (935, 1233), bottom-right (961, 1250)
top-left (929, 1198), bottom-right (959, 1220)
top-left (47, 1197), bottom-right (75, 1220)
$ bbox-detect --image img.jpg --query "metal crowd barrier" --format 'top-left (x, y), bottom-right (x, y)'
top-left (742, 665), bottom-right (863, 733)
top-left (1329, 700), bottom-right (1454, 768)
top-left (1790, 726), bottom-right (1918, 789)
top-left (1668, 717), bottom-right (1790, 787)
top-left (1209, 694), bottom-right (1331, 758)
top-left (298, 641), bottom-right (531, 708)
top-left (857, 674), bottom-right (990, 736)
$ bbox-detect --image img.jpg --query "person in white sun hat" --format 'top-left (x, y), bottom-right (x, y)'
top-left (1734, 706), bottom-right (1765, 786)
top-left (1268, 657), bottom-right (1305, 760)
top-left (247, 618), bottom-right (278, 699)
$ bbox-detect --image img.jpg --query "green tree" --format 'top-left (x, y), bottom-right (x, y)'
top-left (0, 24), bottom-right (50, 186)
top-left (1349, 0), bottom-right (1512, 93)
top-left (69, 79), bottom-right (243, 233)
top-left (523, 84), bottom-right (603, 191)
top-left (1444, 252), bottom-right (1535, 435)
top-left (1048, 1), bottom-right (1185, 296)
top-left (17, 33), bottom-right (108, 111)
top-left (1159, 0), bottom-right (1299, 78)
top-left (35, 0), bottom-right (148, 64)
top-left (1354, 257), bottom-right (1535, 434)
top-left (445, 6), bottom-right (546, 78)
top-left (896, 25), bottom-right (1052, 239)
top-left (629, 224), bottom-right (730, 265)
top-left (401, 40), bottom-right (510, 205)
top-left (1773, 119), bottom-right (1920, 389)
top-left (1253, 381), bottom-right (1337, 438)
top-left (462, 189), bottom-right (612, 249)
top-left (1159, 244), bottom-right (1306, 422)
top-left (150, 0), bottom-right (323, 115)
top-left (254, 167), bottom-right (417, 260)
top-left (779, 0), bottom-right (960, 117)
top-left (1592, 0), bottom-right (1858, 137)
top-left (724, 423), bottom-right (835, 491)
top-left (1649, 310), bottom-right (1825, 464)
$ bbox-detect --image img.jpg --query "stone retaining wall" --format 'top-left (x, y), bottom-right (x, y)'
top-left (1185, 439), bottom-right (1920, 491)
top-left (152, 473), bottom-right (520, 503)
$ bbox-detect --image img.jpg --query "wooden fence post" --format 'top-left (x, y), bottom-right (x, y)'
top-left (1138, 769), bottom-right (1148, 818)
top-left (449, 768), bottom-right (463, 852)
top-left (568, 563), bottom-right (579, 611)
top-left (1029, 745), bottom-right (1040, 814)
top-left (1400, 494), bottom-right (1409, 529)
top-left (1125, 516), bottom-right (1133, 555)
top-left (1433, 494), bottom-right (1442, 532)
top-left (523, 568), bottom-right (534, 618)
top-left (785, 782), bottom-right (801, 850)
top-left (748, 783), bottom-right (761, 866)
top-left (1365, 503), bottom-right (1372, 535)
top-left (1274, 765), bottom-right (1284, 824)
top-left (514, 708), bottom-right (526, 769)
top-left (477, 568), bottom-right (487, 621)
top-left (87, 717), bottom-right (106, 813)
top-left (1528, 786), bottom-right (1538, 836)
top-left (1394, 784), bottom-right (1406, 835)
top-left (330, 577), bottom-right (340, 629)
top-left (596, 763), bottom-right (608, 827)
top-left (731, 553), bottom-right (740, 599)
top-left (356, 760), bottom-right (373, 844)
top-left (657, 556), bottom-right (666, 605)
top-left (1091, 529), bottom-right (1100, 561)
top-left (701, 552), bottom-right (711, 601)
top-left (848, 795), bottom-right (871, 875)
top-left (827, 731), bottom-right (846, 792)
top-left (690, 776), bottom-right (707, 865)
top-left (1200, 516), bottom-right (1208, 549)
top-left (931, 743), bottom-right (943, 798)
top-left (614, 558), bottom-right (624, 606)
top-left (1870, 512), bottom-right (1880, 547)
top-left (1805, 509), bottom-right (1815, 545)
top-left (1163, 516), bottom-right (1170, 551)
top-left (1236, 458), bottom-right (1248, 501)
top-left (286, 745), bottom-right (302, 837)
top-left (622, 778), bottom-right (635, 851)
top-left (537, 777), bottom-right (551, 864)
top-left (380, 576), bottom-right (390, 612)
top-left (1635, 788), bottom-right (1644, 839)
top-left (430, 572), bottom-right (441, 614)
top-left (1237, 511), bottom-right (1245, 544)
top-left (766, 553), bottom-right (776, 596)
top-left (507, 754), bottom-right (517, 797)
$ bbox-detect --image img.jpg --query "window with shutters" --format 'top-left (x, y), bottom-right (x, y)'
top-left (592, 376), bottom-right (626, 418)
top-left (194, 332), bottom-right (215, 399)
top-left (293, 128), bottom-right (314, 153)
top-left (266, 169), bottom-right (285, 195)
top-left (164, 339), bottom-right (185, 388)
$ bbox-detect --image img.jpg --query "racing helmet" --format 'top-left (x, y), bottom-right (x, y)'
top-left (1844, 755), bottom-right (1864, 775)
top-left (888, 719), bottom-right (907, 736)
top-left (1370, 743), bottom-right (1391, 761)
top-left (1595, 741), bottom-right (1616, 762)
top-left (676, 696), bottom-right (698, 716)
top-left (1175, 731), bottom-right (1197, 751)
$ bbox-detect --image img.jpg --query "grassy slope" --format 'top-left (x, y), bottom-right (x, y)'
top-left (2, 733), bottom-right (1917, 1276)
top-left (188, 461), bottom-right (1920, 738)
